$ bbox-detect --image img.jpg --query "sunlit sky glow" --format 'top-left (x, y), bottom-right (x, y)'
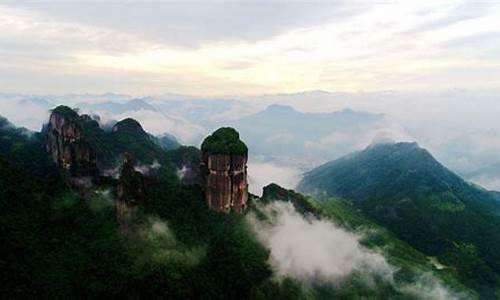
top-left (1, 1), bottom-right (500, 96)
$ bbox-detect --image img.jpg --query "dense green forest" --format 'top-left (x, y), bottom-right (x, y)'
top-left (0, 111), bottom-right (490, 299)
top-left (299, 142), bottom-right (500, 298)
top-left (0, 115), bottom-right (278, 298)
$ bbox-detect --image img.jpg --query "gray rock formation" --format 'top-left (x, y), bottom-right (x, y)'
top-left (45, 106), bottom-right (98, 188)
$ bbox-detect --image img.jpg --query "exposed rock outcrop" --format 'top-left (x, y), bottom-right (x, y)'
top-left (45, 106), bottom-right (98, 188)
top-left (116, 153), bottom-right (145, 233)
top-left (201, 128), bottom-right (248, 213)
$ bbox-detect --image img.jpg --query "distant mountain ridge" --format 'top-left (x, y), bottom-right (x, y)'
top-left (230, 104), bottom-right (386, 162)
top-left (76, 98), bottom-right (157, 114)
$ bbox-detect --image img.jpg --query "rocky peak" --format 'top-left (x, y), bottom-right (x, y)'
top-left (201, 127), bottom-right (248, 213)
top-left (45, 105), bottom-right (98, 188)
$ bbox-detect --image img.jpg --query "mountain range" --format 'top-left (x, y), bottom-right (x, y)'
top-left (3, 106), bottom-right (496, 298)
top-left (4, 91), bottom-right (500, 191)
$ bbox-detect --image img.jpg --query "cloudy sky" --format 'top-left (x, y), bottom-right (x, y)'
top-left (0, 0), bottom-right (499, 96)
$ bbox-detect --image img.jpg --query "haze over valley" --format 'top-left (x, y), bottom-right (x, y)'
top-left (3, 89), bottom-right (500, 193)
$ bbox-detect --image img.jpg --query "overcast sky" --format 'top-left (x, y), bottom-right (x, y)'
top-left (1, 0), bottom-right (499, 96)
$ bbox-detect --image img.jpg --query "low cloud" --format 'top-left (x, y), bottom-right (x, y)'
top-left (247, 202), bottom-right (394, 283)
top-left (135, 217), bottom-right (205, 268)
top-left (88, 188), bottom-right (115, 211)
top-left (134, 160), bottom-right (161, 176)
top-left (176, 165), bottom-right (189, 181)
top-left (0, 97), bottom-right (51, 131)
top-left (88, 109), bottom-right (206, 145)
top-left (102, 160), bottom-right (161, 179)
top-left (248, 202), bottom-right (461, 299)
top-left (469, 175), bottom-right (500, 192)
top-left (399, 272), bottom-right (463, 300)
top-left (247, 161), bottom-right (301, 196)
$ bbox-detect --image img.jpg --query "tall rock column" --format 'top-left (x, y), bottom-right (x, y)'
top-left (117, 153), bottom-right (145, 233)
top-left (45, 105), bottom-right (98, 188)
top-left (201, 127), bottom-right (248, 213)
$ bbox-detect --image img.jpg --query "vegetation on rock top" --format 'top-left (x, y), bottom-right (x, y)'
top-left (51, 105), bottom-right (79, 120)
top-left (201, 127), bottom-right (248, 155)
top-left (112, 118), bottom-right (146, 135)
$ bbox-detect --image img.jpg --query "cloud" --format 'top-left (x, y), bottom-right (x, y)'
top-left (247, 202), bottom-right (394, 283)
top-left (87, 109), bottom-right (206, 144)
top-left (247, 161), bottom-right (301, 196)
top-left (443, 31), bottom-right (500, 48)
top-left (469, 175), bottom-right (500, 192)
top-left (242, 89), bottom-right (500, 174)
top-left (0, 96), bottom-right (51, 131)
top-left (302, 122), bottom-right (415, 160)
top-left (402, 2), bottom-right (491, 34)
top-left (135, 216), bottom-right (205, 268)
top-left (247, 201), bottom-right (462, 299)
top-left (10, 2), bottom-right (362, 48)
top-left (398, 272), bottom-right (462, 300)
top-left (134, 160), bottom-right (161, 176)
top-left (176, 165), bottom-right (189, 181)
top-left (2, 2), bottom-right (500, 95)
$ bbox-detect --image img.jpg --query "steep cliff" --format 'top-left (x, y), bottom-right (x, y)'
top-left (45, 106), bottom-right (98, 188)
top-left (201, 127), bottom-right (248, 213)
top-left (116, 154), bottom-right (145, 232)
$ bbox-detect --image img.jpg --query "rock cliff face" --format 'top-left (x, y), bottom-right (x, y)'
top-left (45, 106), bottom-right (98, 188)
top-left (116, 154), bottom-right (145, 233)
top-left (201, 128), bottom-right (248, 213)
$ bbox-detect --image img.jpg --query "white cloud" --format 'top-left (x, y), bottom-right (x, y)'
top-left (247, 201), bottom-right (461, 299)
top-left (138, 216), bottom-right (205, 267)
top-left (247, 201), bottom-right (394, 283)
top-left (176, 165), bottom-right (189, 181)
top-left (1, 2), bottom-right (500, 95)
top-left (470, 176), bottom-right (500, 192)
top-left (90, 109), bottom-right (206, 144)
top-left (0, 97), bottom-right (50, 131)
top-left (399, 272), bottom-right (462, 300)
top-left (247, 161), bottom-right (301, 196)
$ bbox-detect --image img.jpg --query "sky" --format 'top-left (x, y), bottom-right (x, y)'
top-left (1, 0), bottom-right (500, 96)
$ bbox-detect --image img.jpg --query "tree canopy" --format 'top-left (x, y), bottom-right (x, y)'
top-left (201, 127), bottom-right (248, 155)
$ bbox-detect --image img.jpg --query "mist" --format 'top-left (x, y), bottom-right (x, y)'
top-left (3, 89), bottom-right (500, 191)
top-left (247, 161), bottom-right (301, 196)
top-left (136, 217), bottom-right (205, 268)
top-left (247, 202), bottom-right (394, 283)
top-left (247, 201), bottom-right (464, 299)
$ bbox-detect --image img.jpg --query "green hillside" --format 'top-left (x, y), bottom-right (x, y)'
top-left (299, 142), bottom-right (500, 297)
top-left (0, 112), bottom-right (493, 299)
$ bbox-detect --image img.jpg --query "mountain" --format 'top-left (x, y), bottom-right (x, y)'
top-left (0, 108), bottom-right (493, 299)
top-left (155, 133), bottom-right (181, 150)
top-left (75, 99), bottom-right (206, 144)
top-left (230, 104), bottom-right (386, 162)
top-left (76, 98), bottom-right (157, 114)
top-left (151, 98), bottom-right (255, 127)
top-left (0, 111), bottom-right (272, 298)
top-left (258, 183), bottom-right (475, 298)
top-left (299, 142), bottom-right (500, 297)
